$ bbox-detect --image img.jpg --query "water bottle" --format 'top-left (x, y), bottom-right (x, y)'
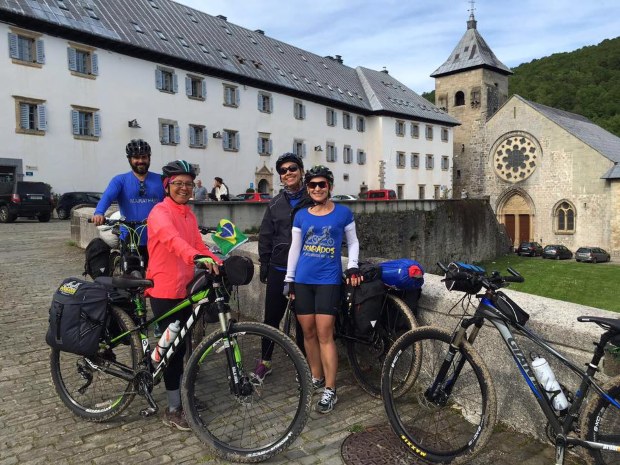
top-left (531, 357), bottom-right (569, 411)
top-left (151, 320), bottom-right (181, 363)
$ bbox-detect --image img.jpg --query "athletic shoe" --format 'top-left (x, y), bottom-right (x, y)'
top-left (317, 387), bottom-right (337, 414)
top-left (312, 377), bottom-right (326, 392)
top-left (162, 409), bottom-right (191, 431)
top-left (250, 359), bottom-right (272, 383)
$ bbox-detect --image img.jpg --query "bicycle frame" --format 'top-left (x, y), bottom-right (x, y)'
top-left (450, 295), bottom-right (620, 459)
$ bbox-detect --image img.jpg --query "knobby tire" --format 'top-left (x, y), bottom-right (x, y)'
top-left (581, 377), bottom-right (620, 465)
top-left (381, 327), bottom-right (497, 464)
top-left (181, 322), bottom-right (312, 463)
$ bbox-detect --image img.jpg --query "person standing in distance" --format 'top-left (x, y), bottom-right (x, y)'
top-left (284, 165), bottom-right (361, 414)
top-left (193, 179), bottom-right (208, 201)
top-left (252, 153), bottom-right (313, 383)
top-left (92, 139), bottom-right (164, 267)
top-left (146, 160), bottom-right (221, 431)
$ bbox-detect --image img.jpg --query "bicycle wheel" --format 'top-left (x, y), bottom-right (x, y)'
top-left (381, 327), bottom-right (496, 464)
top-left (346, 293), bottom-right (419, 398)
top-left (50, 306), bottom-right (141, 421)
top-left (182, 322), bottom-right (312, 463)
top-left (582, 378), bottom-right (620, 464)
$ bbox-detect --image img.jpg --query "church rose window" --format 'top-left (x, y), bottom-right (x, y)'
top-left (493, 134), bottom-right (539, 183)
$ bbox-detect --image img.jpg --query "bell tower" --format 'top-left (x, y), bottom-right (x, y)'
top-left (431, 4), bottom-right (512, 197)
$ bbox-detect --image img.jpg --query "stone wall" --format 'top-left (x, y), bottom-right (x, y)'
top-left (354, 199), bottom-right (511, 269)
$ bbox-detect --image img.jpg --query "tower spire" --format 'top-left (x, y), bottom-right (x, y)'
top-left (467, 0), bottom-right (477, 29)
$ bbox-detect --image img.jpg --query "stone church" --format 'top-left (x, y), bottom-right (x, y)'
top-left (432, 12), bottom-right (620, 257)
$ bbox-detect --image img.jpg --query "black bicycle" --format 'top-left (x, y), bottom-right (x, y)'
top-left (282, 279), bottom-right (420, 398)
top-left (381, 262), bottom-right (620, 465)
top-left (50, 255), bottom-right (313, 463)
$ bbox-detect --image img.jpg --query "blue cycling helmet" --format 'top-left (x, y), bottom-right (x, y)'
top-left (161, 160), bottom-right (196, 180)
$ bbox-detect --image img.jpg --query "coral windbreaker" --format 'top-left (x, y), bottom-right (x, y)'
top-left (145, 196), bottom-right (220, 299)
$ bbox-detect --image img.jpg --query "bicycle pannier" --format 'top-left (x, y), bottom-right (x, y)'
top-left (84, 238), bottom-right (112, 279)
top-left (379, 259), bottom-right (424, 290)
top-left (352, 279), bottom-right (386, 335)
top-left (444, 262), bottom-right (485, 294)
top-left (46, 278), bottom-right (108, 355)
top-left (223, 255), bottom-right (254, 286)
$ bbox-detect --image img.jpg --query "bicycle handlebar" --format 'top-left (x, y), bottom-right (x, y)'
top-left (88, 218), bottom-right (147, 228)
top-left (437, 261), bottom-right (524, 291)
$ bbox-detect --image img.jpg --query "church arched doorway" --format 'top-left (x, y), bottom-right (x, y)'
top-left (496, 190), bottom-right (535, 248)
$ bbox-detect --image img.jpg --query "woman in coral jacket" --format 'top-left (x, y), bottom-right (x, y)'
top-left (146, 159), bottom-right (220, 431)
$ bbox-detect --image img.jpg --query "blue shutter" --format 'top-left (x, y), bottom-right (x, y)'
top-left (172, 73), bottom-right (178, 93)
top-left (302, 143), bottom-right (307, 158)
top-left (235, 88), bottom-right (240, 106)
top-left (93, 112), bottom-right (101, 137)
top-left (37, 104), bottom-right (47, 131)
top-left (257, 137), bottom-right (262, 154)
top-left (174, 124), bottom-right (180, 143)
top-left (235, 132), bottom-right (240, 150)
top-left (161, 124), bottom-right (170, 144)
top-left (223, 131), bottom-right (229, 149)
top-left (91, 53), bottom-right (98, 75)
top-left (71, 110), bottom-right (79, 135)
top-left (189, 126), bottom-right (195, 145)
top-left (326, 110), bottom-right (330, 125)
top-left (335, 146), bottom-right (338, 162)
top-left (67, 47), bottom-right (77, 71)
top-left (257, 93), bottom-right (261, 111)
top-left (268, 139), bottom-right (273, 155)
top-left (185, 76), bottom-right (191, 96)
top-left (201, 80), bottom-right (207, 99)
top-left (35, 39), bottom-right (45, 64)
top-left (301, 104), bottom-right (306, 119)
top-left (8, 33), bottom-right (18, 59)
top-left (155, 69), bottom-right (163, 89)
top-left (19, 103), bottom-right (29, 129)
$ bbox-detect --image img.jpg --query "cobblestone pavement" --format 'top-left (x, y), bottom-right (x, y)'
top-left (0, 220), bottom-right (587, 465)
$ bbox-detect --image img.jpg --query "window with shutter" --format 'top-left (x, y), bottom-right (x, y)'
top-left (70, 105), bottom-right (100, 139)
top-left (357, 150), bottom-right (366, 165)
top-left (223, 85), bottom-right (239, 107)
top-left (9, 31), bottom-right (44, 66)
top-left (223, 129), bottom-right (239, 151)
top-left (156, 67), bottom-right (176, 93)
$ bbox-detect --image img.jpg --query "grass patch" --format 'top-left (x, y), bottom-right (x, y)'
top-left (478, 255), bottom-right (620, 313)
top-left (347, 423), bottom-right (365, 433)
top-left (66, 240), bottom-right (77, 247)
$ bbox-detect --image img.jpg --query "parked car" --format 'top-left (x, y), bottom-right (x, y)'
top-left (232, 192), bottom-right (272, 202)
top-left (56, 191), bottom-right (102, 220)
top-left (542, 244), bottom-right (573, 260)
top-left (517, 241), bottom-right (543, 257)
top-left (332, 194), bottom-right (357, 201)
top-left (575, 247), bottom-right (611, 263)
top-left (360, 189), bottom-right (397, 201)
top-left (0, 180), bottom-right (53, 223)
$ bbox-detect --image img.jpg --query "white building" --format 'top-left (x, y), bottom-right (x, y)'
top-left (1, 0), bottom-right (458, 199)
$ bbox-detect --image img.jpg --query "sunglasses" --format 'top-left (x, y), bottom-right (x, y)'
top-left (278, 165), bottom-right (299, 175)
top-left (139, 181), bottom-right (146, 197)
top-left (170, 181), bottom-right (195, 189)
top-left (307, 181), bottom-right (328, 189)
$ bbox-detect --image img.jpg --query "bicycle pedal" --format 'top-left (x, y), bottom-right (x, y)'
top-left (140, 406), bottom-right (158, 417)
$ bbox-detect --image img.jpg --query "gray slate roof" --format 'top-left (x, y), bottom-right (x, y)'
top-left (516, 95), bottom-right (620, 179)
top-left (431, 14), bottom-right (512, 78)
top-left (0, 0), bottom-right (458, 125)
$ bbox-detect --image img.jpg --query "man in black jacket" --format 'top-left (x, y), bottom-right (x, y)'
top-left (253, 153), bottom-right (313, 382)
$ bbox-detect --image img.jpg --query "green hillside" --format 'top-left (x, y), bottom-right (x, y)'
top-left (422, 37), bottom-right (620, 137)
top-left (509, 37), bottom-right (620, 137)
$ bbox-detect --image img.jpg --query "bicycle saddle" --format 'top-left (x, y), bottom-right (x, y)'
top-left (95, 276), bottom-right (153, 289)
top-left (578, 316), bottom-right (620, 333)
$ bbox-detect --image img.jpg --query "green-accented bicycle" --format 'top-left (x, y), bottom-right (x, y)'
top-left (50, 248), bottom-right (312, 463)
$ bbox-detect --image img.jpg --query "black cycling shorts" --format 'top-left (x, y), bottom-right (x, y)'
top-left (294, 283), bottom-right (341, 316)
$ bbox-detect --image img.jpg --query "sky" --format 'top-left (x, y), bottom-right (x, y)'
top-left (174, 0), bottom-right (620, 94)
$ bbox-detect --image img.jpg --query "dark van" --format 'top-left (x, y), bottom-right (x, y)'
top-left (0, 181), bottom-right (53, 223)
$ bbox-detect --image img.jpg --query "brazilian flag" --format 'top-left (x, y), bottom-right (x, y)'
top-left (212, 219), bottom-right (248, 256)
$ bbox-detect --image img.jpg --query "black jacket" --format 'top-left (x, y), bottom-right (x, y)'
top-left (258, 190), bottom-right (313, 269)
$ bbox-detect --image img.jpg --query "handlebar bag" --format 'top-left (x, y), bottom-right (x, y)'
top-left (352, 279), bottom-right (386, 335)
top-left (83, 238), bottom-right (112, 279)
top-left (444, 262), bottom-right (485, 294)
top-left (46, 278), bottom-right (108, 356)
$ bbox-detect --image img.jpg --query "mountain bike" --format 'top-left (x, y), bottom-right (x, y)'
top-left (381, 262), bottom-right (620, 465)
top-left (97, 217), bottom-right (147, 278)
top-left (50, 256), bottom-right (313, 463)
top-left (282, 279), bottom-right (420, 398)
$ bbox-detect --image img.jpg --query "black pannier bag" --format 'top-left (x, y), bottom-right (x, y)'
top-left (351, 278), bottom-right (386, 335)
top-left (223, 255), bottom-right (254, 286)
top-left (46, 278), bottom-right (108, 355)
top-left (84, 238), bottom-right (112, 279)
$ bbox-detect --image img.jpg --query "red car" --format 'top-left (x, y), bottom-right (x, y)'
top-left (231, 193), bottom-right (272, 202)
top-left (359, 189), bottom-right (397, 201)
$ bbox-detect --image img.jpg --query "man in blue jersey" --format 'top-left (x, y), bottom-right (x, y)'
top-left (92, 139), bottom-right (165, 263)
